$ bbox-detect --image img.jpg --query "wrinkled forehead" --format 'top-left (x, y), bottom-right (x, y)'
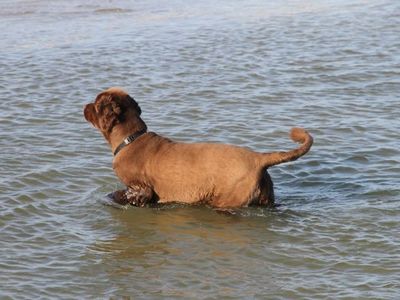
top-left (94, 89), bottom-right (127, 104)
top-left (105, 87), bottom-right (128, 95)
top-left (93, 88), bottom-right (141, 114)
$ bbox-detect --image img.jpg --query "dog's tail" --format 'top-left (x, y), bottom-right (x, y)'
top-left (259, 128), bottom-right (313, 168)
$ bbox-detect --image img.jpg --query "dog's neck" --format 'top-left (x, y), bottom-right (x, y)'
top-left (108, 116), bottom-right (147, 155)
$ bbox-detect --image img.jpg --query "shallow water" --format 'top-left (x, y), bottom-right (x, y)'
top-left (1, 0), bottom-right (399, 298)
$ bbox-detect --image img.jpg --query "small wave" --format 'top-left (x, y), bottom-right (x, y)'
top-left (343, 155), bottom-right (369, 164)
top-left (361, 188), bottom-right (400, 198)
top-left (97, 194), bottom-right (128, 210)
top-left (94, 8), bottom-right (133, 14)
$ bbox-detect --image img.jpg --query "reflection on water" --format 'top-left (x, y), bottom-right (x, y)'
top-left (85, 206), bottom-right (293, 297)
top-left (90, 206), bottom-right (254, 262)
top-left (1, 0), bottom-right (399, 298)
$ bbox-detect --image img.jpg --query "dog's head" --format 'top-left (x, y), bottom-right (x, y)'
top-left (84, 87), bottom-right (143, 139)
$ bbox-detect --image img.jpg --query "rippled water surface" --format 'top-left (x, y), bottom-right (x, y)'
top-left (1, 0), bottom-right (399, 298)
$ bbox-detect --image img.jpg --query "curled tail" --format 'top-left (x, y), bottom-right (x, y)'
top-left (260, 127), bottom-right (313, 168)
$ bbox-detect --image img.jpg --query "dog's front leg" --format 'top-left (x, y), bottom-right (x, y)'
top-left (108, 186), bottom-right (155, 207)
top-left (108, 189), bottom-right (131, 205)
top-left (125, 185), bottom-right (155, 207)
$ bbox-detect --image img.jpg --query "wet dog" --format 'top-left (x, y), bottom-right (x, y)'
top-left (84, 87), bottom-right (313, 208)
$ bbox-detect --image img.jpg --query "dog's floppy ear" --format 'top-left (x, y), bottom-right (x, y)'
top-left (127, 94), bottom-right (142, 116)
top-left (97, 94), bottom-right (125, 133)
top-left (84, 103), bottom-right (98, 128)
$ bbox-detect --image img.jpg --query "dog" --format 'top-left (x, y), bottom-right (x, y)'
top-left (84, 87), bottom-right (313, 208)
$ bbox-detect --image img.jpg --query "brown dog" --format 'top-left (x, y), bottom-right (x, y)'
top-left (84, 87), bottom-right (313, 208)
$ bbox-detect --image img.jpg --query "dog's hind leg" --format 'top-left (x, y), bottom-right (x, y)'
top-left (257, 171), bottom-right (275, 207)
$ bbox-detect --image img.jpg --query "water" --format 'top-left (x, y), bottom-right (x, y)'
top-left (1, 0), bottom-right (399, 298)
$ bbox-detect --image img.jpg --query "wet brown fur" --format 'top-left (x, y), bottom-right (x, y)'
top-left (84, 87), bottom-right (313, 208)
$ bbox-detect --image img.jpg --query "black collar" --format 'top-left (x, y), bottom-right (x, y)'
top-left (113, 129), bottom-right (147, 156)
